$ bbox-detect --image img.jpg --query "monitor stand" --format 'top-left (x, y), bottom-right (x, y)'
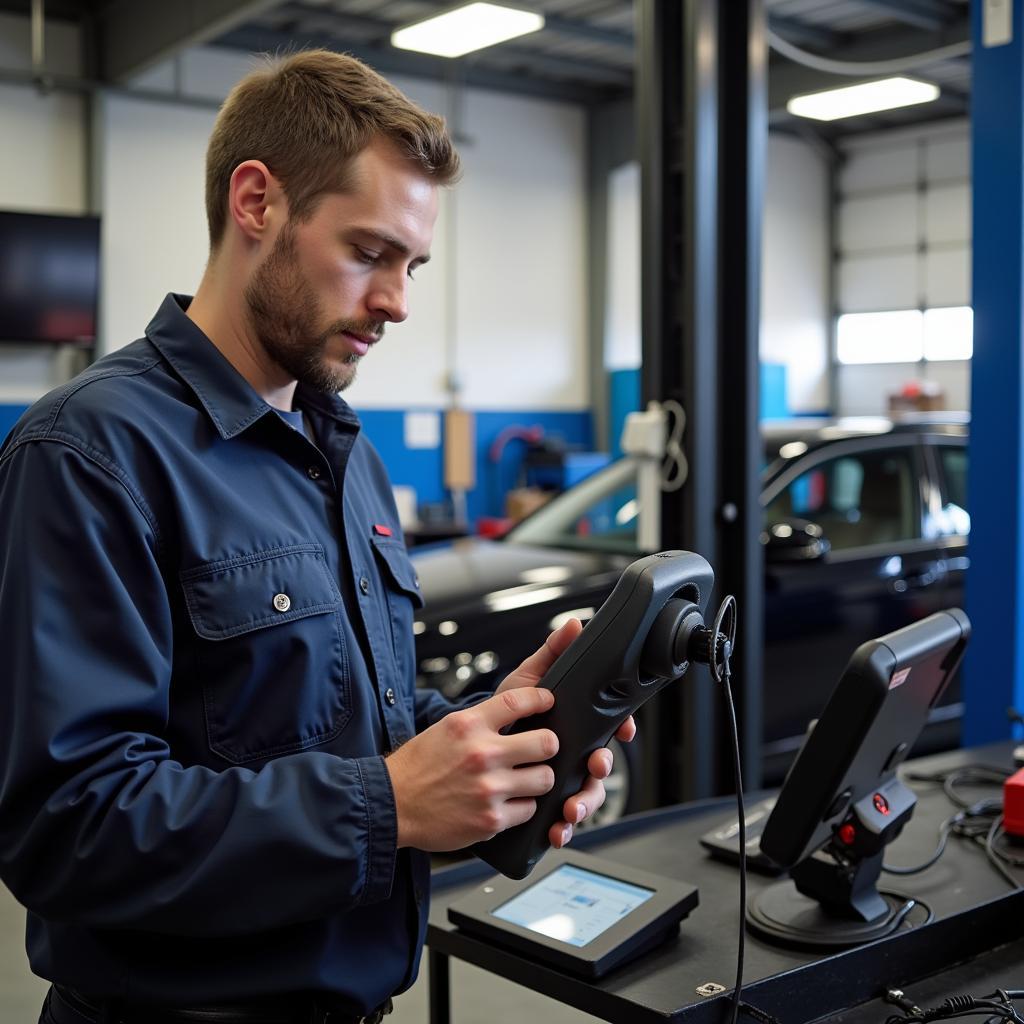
top-left (747, 780), bottom-right (932, 949)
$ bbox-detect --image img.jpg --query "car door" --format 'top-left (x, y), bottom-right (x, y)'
top-left (921, 435), bottom-right (970, 725)
top-left (760, 436), bottom-right (950, 779)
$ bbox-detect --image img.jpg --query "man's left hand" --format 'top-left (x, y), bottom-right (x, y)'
top-left (495, 618), bottom-right (637, 848)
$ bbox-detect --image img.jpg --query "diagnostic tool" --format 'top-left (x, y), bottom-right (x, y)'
top-left (475, 550), bottom-right (716, 879)
top-left (448, 848), bottom-right (699, 978)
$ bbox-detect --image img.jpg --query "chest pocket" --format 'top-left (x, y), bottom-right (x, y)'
top-left (371, 537), bottom-right (423, 695)
top-left (180, 544), bottom-right (350, 764)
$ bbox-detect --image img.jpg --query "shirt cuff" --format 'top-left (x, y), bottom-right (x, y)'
top-left (355, 755), bottom-right (398, 905)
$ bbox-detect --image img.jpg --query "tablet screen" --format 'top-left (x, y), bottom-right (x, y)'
top-left (491, 863), bottom-right (655, 947)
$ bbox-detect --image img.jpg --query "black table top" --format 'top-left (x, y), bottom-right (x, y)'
top-left (428, 743), bottom-right (1024, 1024)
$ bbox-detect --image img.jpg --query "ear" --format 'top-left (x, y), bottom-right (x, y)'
top-left (227, 160), bottom-right (282, 243)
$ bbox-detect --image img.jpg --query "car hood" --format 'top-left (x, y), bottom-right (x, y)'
top-left (410, 538), bottom-right (627, 622)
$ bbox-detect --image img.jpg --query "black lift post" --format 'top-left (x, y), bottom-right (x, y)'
top-left (636, 0), bottom-right (767, 802)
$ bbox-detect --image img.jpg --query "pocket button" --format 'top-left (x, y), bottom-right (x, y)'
top-left (273, 593), bottom-right (291, 613)
top-left (384, 687), bottom-right (396, 706)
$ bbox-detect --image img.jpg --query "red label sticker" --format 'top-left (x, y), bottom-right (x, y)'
top-left (889, 667), bottom-right (911, 690)
top-left (373, 524), bottom-right (393, 537)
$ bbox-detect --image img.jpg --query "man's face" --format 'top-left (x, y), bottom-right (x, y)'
top-left (244, 140), bottom-right (438, 393)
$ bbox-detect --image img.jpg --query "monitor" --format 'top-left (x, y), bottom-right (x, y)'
top-left (0, 210), bottom-right (100, 345)
top-left (750, 607), bottom-right (970, 948)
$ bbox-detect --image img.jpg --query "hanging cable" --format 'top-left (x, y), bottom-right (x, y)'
top-left (767, 28), bottom-right (970, 78)
top-left (660, 399), bottom-right (688, 492)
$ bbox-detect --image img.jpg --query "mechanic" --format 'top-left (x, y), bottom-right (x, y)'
top-left (0, 49), bottom-right (634, 1024)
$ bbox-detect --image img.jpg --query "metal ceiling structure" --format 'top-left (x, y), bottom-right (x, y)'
top-left (0, 0), bottom-right (971, 134)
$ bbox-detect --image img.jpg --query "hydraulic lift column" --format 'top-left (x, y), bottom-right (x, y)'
top-left (636, 0), bottom-right (766, 801)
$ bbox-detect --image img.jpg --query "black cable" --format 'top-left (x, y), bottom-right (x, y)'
top-left (883, 814), bottom-right (958, 875)
top-left (985, 817), bottom-right (1024, 890)
top-left (894, 765), bottom-right (1021, 889)
top-left (706, 595), bottom-right (743, 1024)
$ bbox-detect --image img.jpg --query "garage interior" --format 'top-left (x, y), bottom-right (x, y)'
top-left (0, 0), bottom-right (1021, 1021)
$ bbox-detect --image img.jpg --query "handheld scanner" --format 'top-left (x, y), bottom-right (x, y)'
top-left (474, 550), bottom-right (716, 879)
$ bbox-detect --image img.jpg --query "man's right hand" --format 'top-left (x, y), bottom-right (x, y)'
top-left (385, 688), bottom-right (559, 852)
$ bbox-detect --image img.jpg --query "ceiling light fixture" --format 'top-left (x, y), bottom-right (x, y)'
top-left (786, 77), bottom-right (940, 121)
top-left (391, 2), bottom-right (544, 58)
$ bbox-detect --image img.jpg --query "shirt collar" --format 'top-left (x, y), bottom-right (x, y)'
top-left (145, 293), bottom-right (360, 439)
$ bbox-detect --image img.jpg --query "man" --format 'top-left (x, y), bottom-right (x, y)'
top-left (0, 49), bottom-right (633, 1024)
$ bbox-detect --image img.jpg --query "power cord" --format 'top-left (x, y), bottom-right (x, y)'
top-left (697, 595), bottom-right (745, 1024)
top-left (890, 766), bottom-right (1021, 889)
top-left (659, 400), bottom-right (688, 493)
top-left (884, 988), bottom-right (1024, 1024)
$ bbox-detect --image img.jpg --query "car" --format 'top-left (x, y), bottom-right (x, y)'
top-left (410, 414), bottom-right (970, 824)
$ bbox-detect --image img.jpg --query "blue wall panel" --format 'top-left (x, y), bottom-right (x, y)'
top-left (963, 0), bottom-right (1024, 744)
top-left (358, 407), bottom-right (594, 526)
top-left (0, 404), bottom-right (29, 443)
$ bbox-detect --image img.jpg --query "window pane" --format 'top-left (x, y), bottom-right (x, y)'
top-left (923, 306), bottom-right (973, 361)
top-left (938, 446), bottom-right (970, 536)
top-left (765, 448), bottom-right (918, 550)
top-left (837, 310), bottom-right (924, 364)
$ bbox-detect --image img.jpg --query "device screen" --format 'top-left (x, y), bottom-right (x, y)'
top-left (491, 864), bottom-right (654, 947)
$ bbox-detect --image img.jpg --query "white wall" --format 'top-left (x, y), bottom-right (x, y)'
top-left (604, 161), bottom-right (641, 372)
top-left (0, 27), bottom-right (589, 413)
top-left (760, 133), bottom-right (830, 413)
top-left (600, 133), bottom-right (832, 414)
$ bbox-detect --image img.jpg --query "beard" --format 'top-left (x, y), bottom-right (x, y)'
top-left (244, 224), bottom-right (383, 394)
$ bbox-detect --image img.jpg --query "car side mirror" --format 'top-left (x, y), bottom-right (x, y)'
top-left (761, 518), bottom-right (831, 563)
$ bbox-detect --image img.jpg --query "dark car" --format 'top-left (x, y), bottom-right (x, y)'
top-left (410, 414), bottom-right (969, 822)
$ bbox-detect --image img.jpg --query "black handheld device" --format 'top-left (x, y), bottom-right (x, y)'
top-left (475, 550), bottom-right (715, 879)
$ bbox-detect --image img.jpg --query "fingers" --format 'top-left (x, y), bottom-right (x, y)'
top-left (508, 618), bottom-right (583, 687)
top-left (492, 764), bottom-right (556, 801)
top-left (615, 715), bottom-right (637, 743)
top-left (550, 819), bottom-right (574, 848)
top-left (479, 685), bottom-right (555, 730)
top-left (586, 747), bottom-right (614, 780)
top-left (549, 774), bottom-right (607, 848)
top-left (562, 774), bottom-right (606, 829)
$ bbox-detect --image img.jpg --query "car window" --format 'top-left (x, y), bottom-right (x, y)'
top-left (507, 460), bottom-right (641, 554)
top-left (764, 447), bottom-right (919, 551)
top-left (937, 445), bottom-right (970, 536)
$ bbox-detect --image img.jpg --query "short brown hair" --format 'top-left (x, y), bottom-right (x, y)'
top-left (205, 49), bottom-right (461, 248)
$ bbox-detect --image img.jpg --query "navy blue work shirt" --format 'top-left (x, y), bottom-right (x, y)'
top-left (0, 294), bottom-right (478, 1011)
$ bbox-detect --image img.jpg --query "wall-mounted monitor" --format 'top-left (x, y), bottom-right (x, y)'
top-left (0, 211), bottom-right (100, 346)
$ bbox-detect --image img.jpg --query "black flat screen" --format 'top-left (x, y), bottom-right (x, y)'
top-left (0, 211), bottom-right (100, 345)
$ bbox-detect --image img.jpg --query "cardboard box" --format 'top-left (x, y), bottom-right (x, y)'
top-left (505, 487), bottom-right (553, 522)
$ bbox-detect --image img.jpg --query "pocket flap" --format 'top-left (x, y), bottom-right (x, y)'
top-left (372, 536), bottom-right (425, 609)
top-left (180, 544), bottom-right (341, 640)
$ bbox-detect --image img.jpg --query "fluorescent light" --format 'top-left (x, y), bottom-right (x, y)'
top-left (837, 310), bottom-right (924, 364)
top-left (787, 77), bottom-right (940, 122)
top-left (392, 3), bottom-right (544, 58)
top-left (923, 306), bottom-right (973, 361)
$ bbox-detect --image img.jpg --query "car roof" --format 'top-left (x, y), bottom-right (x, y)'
top-left (762, 412), bottom-right (969, 451)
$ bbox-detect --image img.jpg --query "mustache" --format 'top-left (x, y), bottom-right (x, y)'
top-left (324, 321), bottom-right (385, 344)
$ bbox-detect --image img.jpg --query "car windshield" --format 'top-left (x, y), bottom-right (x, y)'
top-left (506, 459), bottom-right (642, 554)
top-left (506, 452), bottom-right (784, 554)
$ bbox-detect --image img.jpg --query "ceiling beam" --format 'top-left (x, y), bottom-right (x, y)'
top-left (231, 5), bottom-right (632, 87)
top-left (97, 0), bottom-right (281, 83)
top-left (212, 25), bottom-right (626, 105)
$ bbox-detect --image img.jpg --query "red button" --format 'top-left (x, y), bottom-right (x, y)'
top-left (873, 793), bottom-right (890, 816)
top-left (838, 823), bottom-right (856, 845)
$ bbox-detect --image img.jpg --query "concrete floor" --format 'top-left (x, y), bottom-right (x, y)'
top-left (0, 882), bottom-right (596, 1023)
